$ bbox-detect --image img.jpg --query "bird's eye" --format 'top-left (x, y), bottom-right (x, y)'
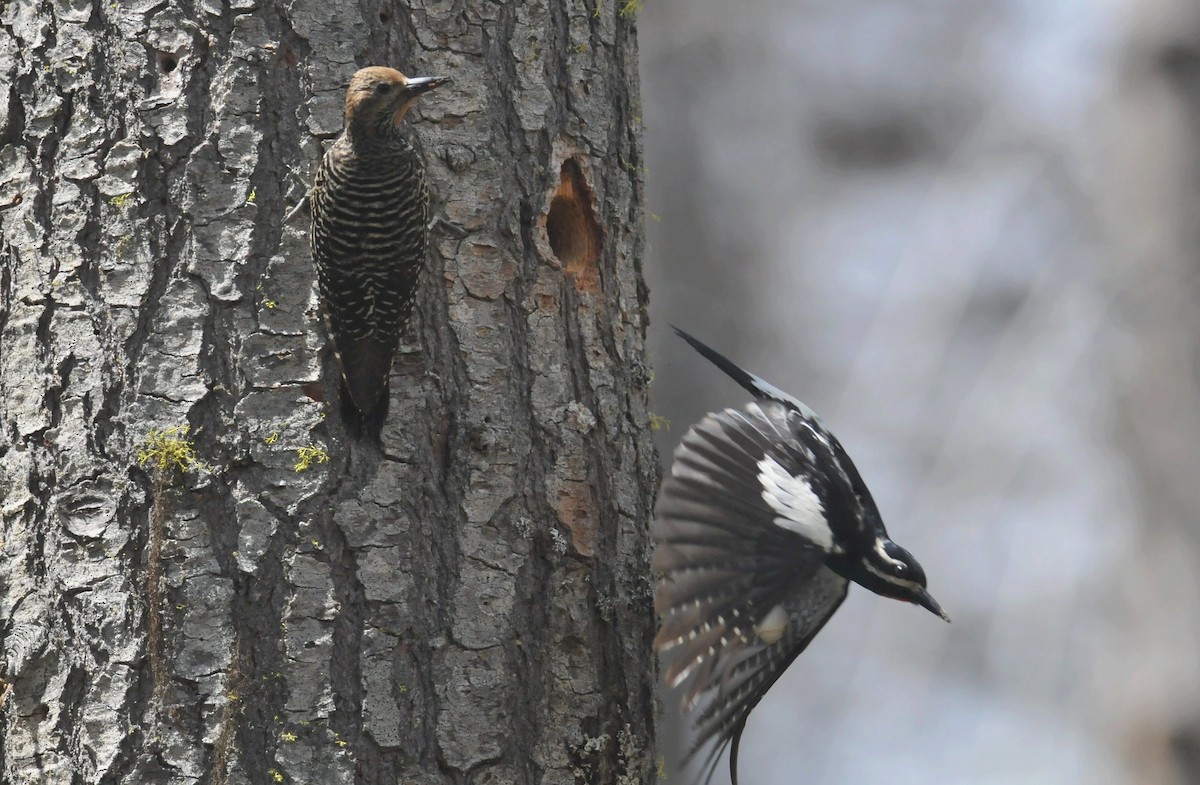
top-left (374, 82), bottom-right (392, 94)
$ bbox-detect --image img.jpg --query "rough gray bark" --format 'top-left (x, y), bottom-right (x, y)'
top-left (0, 2), bottom-right (658, 784)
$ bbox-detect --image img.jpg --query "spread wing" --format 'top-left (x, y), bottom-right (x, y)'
top-left (654, 401), bottom-right (851, 785)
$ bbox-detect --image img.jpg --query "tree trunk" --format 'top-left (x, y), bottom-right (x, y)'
top-left (0, 2), bottom-right (657, 784)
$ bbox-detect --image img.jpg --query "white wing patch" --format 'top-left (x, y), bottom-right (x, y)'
top-left (754, 604), bottom-right (789, 644)
top-left (757, 455), bottom-right (833, 551)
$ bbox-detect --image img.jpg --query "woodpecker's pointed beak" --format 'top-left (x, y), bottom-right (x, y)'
top-left (403, 76), bottom-right (450, 96)
top-left (916, 588), bottom-right (950, 622)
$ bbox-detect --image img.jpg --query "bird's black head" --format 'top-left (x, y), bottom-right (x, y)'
top-left (345, 66), bottom-right (449, 134)
top-left (842, 538), bottom-right (949, 621)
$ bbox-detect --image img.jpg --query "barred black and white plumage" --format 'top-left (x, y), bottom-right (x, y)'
top-left (655, 328), bottom-right (948, 785)
top-left (310, 66), bottom-right (447, 441)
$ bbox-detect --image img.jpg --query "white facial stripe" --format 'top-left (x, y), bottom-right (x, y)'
top-left (757, 456), bottom-right (833, 551)
top-left (863, 561), bottom-right (925, 594)
top-left (874, 538), bottom-right (907, 569)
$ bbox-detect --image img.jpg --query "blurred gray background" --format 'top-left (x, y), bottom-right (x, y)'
top-left (641, 0), bottom-right (1200, 783)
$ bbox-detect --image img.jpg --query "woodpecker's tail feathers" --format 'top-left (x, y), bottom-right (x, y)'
top-left (337, 378), bottom-right (389, 444)
top-left (654, 402), bottom-right (849, 784)
top-left (672, 326), bottom-right (819, 420)
top-left (334, 337), bottom-right (394, 443)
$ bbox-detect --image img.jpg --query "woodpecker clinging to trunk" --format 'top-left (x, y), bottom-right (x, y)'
top-left (309, 66), bottom-right (448, 441)
top-left (654, 327), bottom-right (948, 785)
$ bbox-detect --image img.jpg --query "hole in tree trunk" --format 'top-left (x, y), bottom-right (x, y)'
top-left (546, 158), bottom-right (602, 293)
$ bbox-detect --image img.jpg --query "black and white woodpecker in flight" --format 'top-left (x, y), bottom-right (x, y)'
top-left (654, 327), bottom-right (949, 785)
top-left (310, 66), bottom-right (448, 441)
